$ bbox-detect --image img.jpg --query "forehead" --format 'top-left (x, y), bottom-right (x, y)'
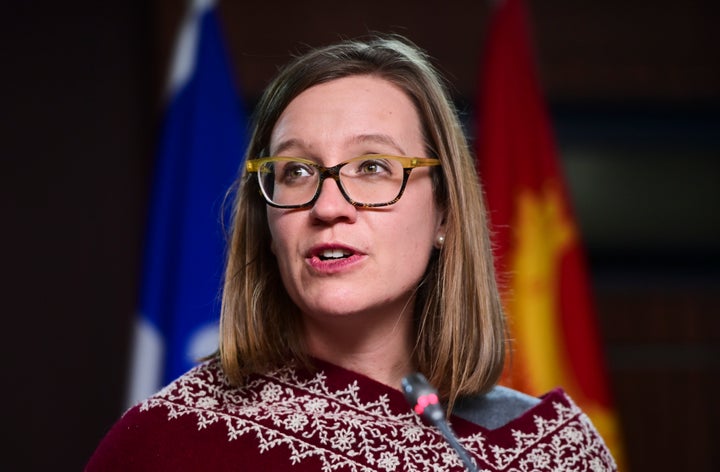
top-left (269, 75), bottom-right (424, 157)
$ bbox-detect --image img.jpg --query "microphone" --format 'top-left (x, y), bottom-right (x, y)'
top-left (401, 373), bottom-right (479, 472)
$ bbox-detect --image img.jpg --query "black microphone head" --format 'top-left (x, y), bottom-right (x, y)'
top-left (401, 372), bottom-right (445, 423)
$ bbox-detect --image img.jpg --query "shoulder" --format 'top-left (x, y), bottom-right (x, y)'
top-left (453, 385), bottom-right (541, 430)
top-left (453, 387), bottom-right (617, 470)
top-left (85, 359), bottom-right (233, 471)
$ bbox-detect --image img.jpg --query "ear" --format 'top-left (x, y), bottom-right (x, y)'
top-left (433, 210), bottom-right (447, 249)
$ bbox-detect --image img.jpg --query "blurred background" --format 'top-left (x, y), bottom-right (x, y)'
top-left (4, 0), bottom-right (718, 470)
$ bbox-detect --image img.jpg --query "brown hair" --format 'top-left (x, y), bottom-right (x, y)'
top-left (219, 35), bottom-right (505, 409)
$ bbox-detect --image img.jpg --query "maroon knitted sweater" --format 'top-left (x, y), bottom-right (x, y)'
top-left (86, 358), bottom-right (616, 471)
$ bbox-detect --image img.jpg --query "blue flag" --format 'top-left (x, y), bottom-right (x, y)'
top-left (126, 0), bottom-right (247, 406)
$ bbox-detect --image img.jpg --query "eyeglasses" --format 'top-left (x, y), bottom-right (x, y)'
top-left (246, 155), bottom-right (441, 208)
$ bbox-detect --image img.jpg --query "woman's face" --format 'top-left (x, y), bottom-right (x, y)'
top-left (267, 75), bottom-right (444, 323)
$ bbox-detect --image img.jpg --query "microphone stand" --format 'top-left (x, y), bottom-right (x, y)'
top-left (401, 373), bottom-right (480, 472)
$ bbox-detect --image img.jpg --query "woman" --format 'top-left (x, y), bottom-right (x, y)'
top-left (87, 36), bottom-right (616, 471)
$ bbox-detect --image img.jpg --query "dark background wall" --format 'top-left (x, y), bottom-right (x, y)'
top-left (4, 1), bottom-right (718, 470)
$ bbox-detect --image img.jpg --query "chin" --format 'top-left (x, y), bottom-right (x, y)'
top-left (302, 304), bottom-right (366, 319)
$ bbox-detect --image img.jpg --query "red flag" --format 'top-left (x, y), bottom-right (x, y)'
top-left (476, 0), bottom-right (626, 465)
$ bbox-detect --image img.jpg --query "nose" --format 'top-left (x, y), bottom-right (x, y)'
top-left (310, 177), bottom-right (357, 223)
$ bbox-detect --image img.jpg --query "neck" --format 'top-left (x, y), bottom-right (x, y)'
top-left (302, 307), bottom-right (415, 389)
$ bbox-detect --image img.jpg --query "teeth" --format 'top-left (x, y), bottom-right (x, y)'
top-left (320, 249), bottom-right (351, 260)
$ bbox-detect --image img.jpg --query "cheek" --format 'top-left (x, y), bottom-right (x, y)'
top-left (266, 209), bottom-right (306, 275)
top-left (266, 209), bottom-right (286, 257)
top-left (386, 210), bottom-right (438, 265)
top-left (398, 184), bottom-right (441, 248)
top-left (266, 215), bottom-right (297, 289)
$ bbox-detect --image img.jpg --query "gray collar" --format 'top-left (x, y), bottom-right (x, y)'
top-left (452, 385), bottom-right (540, 430)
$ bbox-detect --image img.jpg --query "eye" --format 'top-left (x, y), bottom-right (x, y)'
top-left (278, 161), bottom-right (315, 183)
top-left (357, 158), bottom-right (391, 175)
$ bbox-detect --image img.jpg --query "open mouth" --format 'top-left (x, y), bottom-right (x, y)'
top-left (318, 248), bottom-right (353, 261)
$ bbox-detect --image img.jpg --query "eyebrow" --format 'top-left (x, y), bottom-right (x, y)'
top-left (350, 134), bottom-right (407, 156)
top-left (270, 138), bottom-right (306, 157)
top-left (270, 134), bottom-right (408, 157)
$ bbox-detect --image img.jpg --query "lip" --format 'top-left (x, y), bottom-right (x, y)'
top-left (305, 243), bottom-right (366, 274)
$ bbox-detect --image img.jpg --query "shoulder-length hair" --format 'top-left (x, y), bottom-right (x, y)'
top-left (219, 35), bottom-right (505, 409)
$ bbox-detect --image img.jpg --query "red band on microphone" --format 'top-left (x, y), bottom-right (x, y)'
top-left (413, 393), bottom-right (439, 415)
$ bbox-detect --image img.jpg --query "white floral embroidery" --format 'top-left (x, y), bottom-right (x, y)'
top-left (376, 451), bottom-right (400, 470)
top-left (401, 424), bottom-right (424, 442)
top-left (303, 396), bottom-right (329, 414)
top-left (560, 425), bottom-right (584, 444)
top-left (440, 449), bottom-right (463, 469)
top-left (284, 412), bottom-right (309, 432)
top-left (331, 429), bottom-right (356, 451)
top-left (195, 396), bottom-right (218, 409)
top-left (141, 360), bottom-right (616, 471)
top-left (260, 382), bottom-right (282, 402)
